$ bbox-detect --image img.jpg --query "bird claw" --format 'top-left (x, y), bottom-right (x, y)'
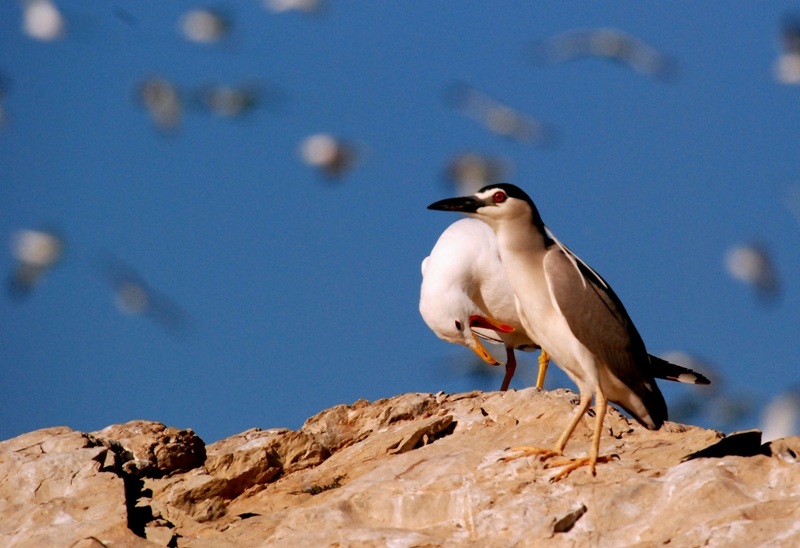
top-left (499, 446), bottom-right (561, 463)
top-left (544, 455), bottom-right (615, 481)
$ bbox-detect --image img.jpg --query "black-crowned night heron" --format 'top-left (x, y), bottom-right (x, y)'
top-left (428, 183), bottom-right (708, 479)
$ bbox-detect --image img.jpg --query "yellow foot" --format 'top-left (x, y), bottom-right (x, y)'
top-left (545, 455), bottom-right (615, 481)
top-left (499, 446), bottom-right (561, 463)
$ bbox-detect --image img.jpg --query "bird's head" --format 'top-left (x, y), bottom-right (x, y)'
top-left (427, 183), bottom-right (545, 232)
top-left (423, 308), bottom-right (515, 366)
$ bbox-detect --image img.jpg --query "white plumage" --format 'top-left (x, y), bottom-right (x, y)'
top-left (420, 218), bottom-right (548, 391)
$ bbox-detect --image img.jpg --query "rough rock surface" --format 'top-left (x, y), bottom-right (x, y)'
top-left (2, 388), bottom-right (800, 546)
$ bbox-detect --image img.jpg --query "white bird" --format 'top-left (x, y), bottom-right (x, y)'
top-left (428, 183), bottom-right (708, 479)
top-left (420, 218), bottom-right (549, 391)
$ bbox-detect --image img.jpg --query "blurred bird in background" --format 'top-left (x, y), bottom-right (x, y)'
top-left (178, 8), bottom-right (231, 45)
top-left (529, 27), bottom-right (675, 80)
top-left (299, 133), bottom-right (358, 179)
top-left (136, 76), bottom-right (182, 133)
top-left (443, 81), bottom-right (555, 146)
top-left (21, 0), bottom-right (65, 42)
top-left (194, 83), bottom-right (262, 119)
top-left (725, 242), bottom-right (780, 303)
top-left (444, 153), bottom-right (510, 196)
top-left (761, 387), bottom-right (800, 441)
top-left (774, 16), bottom-right (800, 84)
top-left (96, 254), bottom-right (188, 335)
top-left (8, 228), bottom-right (64, 298)
top-left (264, 0), bottom-right (324, 15)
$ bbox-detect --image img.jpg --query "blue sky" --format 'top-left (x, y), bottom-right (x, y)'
top-left (2, 2), bottom-right (799, 444)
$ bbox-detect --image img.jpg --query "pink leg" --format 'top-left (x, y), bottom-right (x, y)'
top-left (500, 346), bottom-right (517, 391)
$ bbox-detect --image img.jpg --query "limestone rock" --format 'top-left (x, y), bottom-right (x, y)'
top-left (2, 389), bottom-right (800, 546)
top-left (0, 427), bottom-right (148, 547)
top-left (299, 392), bottom-right (440, 453)
top-left (91, 420), bottom-right (206, 478)
top-left (206, 426), bottom-right (326, 483)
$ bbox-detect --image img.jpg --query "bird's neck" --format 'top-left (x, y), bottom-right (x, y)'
top-left (495, 218), bottom-right (549, 255)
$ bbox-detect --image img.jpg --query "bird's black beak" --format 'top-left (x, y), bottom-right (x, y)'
top-left (427, 195), bottom-right (484, 213)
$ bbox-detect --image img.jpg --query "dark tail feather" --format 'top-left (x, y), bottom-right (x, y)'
top-left (649, 355), bottom-right (711, 385)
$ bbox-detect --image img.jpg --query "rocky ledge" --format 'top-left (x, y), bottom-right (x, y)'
top-left (1, 387), bottom-right (799, 547)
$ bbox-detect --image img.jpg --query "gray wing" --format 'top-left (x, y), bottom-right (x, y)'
top-left (543, 246), bottom-right (667, 426)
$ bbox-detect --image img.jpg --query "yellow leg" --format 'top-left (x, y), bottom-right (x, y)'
top-left (502, 389), bottom-right (592, 463)
top-left (551, 389), bottom-right (592, 454)
top-left (547, 386), bottom-right (612, 480)
top-left (535, 350), bottom-right (550, 390)
top-left (589, 387), bottom-right (608, 472)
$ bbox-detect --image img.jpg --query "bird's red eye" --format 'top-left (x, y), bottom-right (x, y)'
top-left (493, 191), bottom-right (506, 203)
